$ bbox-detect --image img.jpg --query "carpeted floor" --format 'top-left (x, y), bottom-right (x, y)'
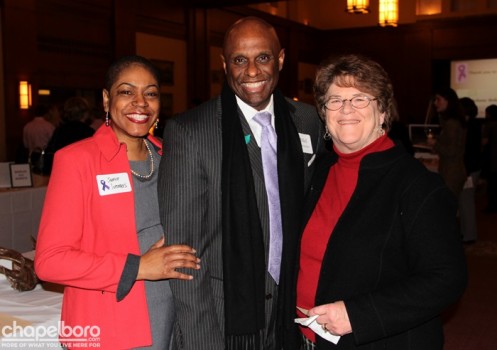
top-left (443, 187), bottom-right (497, 350)
top-left (463, 240), bottom-right (497, 257)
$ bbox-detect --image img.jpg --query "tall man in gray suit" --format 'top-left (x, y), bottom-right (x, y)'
top-left (158, 16), bottom-right (325, 349)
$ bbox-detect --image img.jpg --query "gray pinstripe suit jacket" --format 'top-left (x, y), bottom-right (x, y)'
top-left (158, 94), bottom-right (324, 350)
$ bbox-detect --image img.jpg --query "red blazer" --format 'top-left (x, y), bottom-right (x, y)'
top-left (35, 125), bottom-right (162, 349)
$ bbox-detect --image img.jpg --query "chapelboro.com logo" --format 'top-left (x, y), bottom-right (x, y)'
top-left (1, 321), bottom-right (101, 348)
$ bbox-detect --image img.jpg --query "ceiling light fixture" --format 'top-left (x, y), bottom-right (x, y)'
top-left (346, 0), bottom-right (371, 14)
top-left (379, 0), bottom-right (398, 27)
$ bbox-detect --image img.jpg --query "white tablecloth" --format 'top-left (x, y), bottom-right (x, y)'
top-left (0, 271), bottom-right (63, 348)
top-left (0, 186), bottom-right (47, 252)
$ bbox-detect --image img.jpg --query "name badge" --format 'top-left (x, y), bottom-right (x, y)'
top-left (96, 173), bottom-right (132, 196)
top-left (299, 133), bottom-right (313, 154)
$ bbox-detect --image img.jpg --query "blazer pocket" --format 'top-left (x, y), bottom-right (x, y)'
top-left (210, 276), bottom-right (225, 334)
top-left (173, 321), bottom-right (184, 349)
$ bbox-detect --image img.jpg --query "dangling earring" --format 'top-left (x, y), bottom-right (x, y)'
top-left (324, 125), bottom-right (331, 140)
top-left (155, 118), bottom-right (159, 130)
top-left (105, 111), bottom-right (110, 127)
top-left (378, 125), bottom-right (385, 136)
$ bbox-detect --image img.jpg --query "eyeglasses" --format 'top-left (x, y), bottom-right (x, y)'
top-left (324, 95), bottom-right (377, 111)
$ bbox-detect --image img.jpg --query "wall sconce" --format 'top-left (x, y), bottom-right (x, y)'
top-left (416, 0), bottom-right (442, 15)
top-left (19, 81), bottom-right (32, 109)
top-left (379, 0), bottom-right (399, 27)
top-left (346, 0), bottom-right (371, 14)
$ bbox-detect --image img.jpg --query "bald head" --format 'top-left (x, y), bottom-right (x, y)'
top-left (223, 17), bottom-right (281, 57)
top-left (221, 16), bottom-right (285, 110)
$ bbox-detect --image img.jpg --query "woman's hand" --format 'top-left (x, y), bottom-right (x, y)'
top-left (309, 301), bottom-right (353, 336)
top-left (137, 237), bottom-right (200, 281)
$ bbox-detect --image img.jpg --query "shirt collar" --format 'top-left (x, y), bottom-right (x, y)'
top-left (235, 95), bottom-right (275, 120)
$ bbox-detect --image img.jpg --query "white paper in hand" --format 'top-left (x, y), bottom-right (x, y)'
top-left (294, 307), bottom-right (341, 344)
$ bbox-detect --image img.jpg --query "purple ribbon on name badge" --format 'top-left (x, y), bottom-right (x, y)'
top-left (101, 180), bottom-right (110, 191)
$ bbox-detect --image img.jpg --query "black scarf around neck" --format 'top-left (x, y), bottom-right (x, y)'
top-left (221, 83), bottom-right (304, 348)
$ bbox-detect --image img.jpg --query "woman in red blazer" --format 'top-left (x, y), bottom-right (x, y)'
top-left (35, 55), bottom-right (200, 349)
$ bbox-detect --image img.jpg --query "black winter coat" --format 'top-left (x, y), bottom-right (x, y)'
top-left (283, 143), bottom-right (467, 350)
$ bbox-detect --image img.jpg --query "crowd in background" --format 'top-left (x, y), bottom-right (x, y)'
top-left (21, 97), bottom-right (105, 174)
top-left (426, 88), bottom-right (497, 243)
top-left (21, 85), bottom-right (497, 223)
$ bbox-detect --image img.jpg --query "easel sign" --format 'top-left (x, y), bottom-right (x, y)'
top-left (10, 164), bottom-right (33, 188)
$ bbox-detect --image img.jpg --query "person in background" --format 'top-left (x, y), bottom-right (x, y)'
top-left (23, 104), bottom-right (56, 154)
top-left (35, 55), bottom-right (200, 349)
top-left (88, 106), bottom-right (105, 130)
top-left (459, 97), bottom-right (482, 242)
top-left (386, 99), bottom-right (414, 156)
top-left (158, 16), bottom-right (324, 350)
top-left (46, 96), bottom-right (95, 154)
top-left (46, 103), bottom-right (62, 127)
top-left (482, 104), bottom-right (497, 213)
top-left (290, 54), bottom-right (467, 350)
top-left (42, 97), bottom-right (96, 174)
top-left (432, 87), bottom-right (467, 197)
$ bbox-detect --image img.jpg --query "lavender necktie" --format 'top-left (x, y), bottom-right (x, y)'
top-left (253, 111), bottom-right (282, 284)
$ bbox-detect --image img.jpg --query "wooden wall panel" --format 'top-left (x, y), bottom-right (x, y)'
top-left (36, 0), bottom-right (112, 43)
top-left (397, 26), bottom-right (434, 124)
top-left (136, 5), bottom-right (187, 40)
top-left (432, 17), bottom-right (497, 60)
top-left (3, 0), bottom-right (39, 161)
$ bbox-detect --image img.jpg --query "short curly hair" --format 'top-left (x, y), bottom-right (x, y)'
top-left (314, 54), bottom-right (395, 130)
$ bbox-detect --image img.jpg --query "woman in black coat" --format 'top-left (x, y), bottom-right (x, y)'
top-left (286, 54), bottom-right (467, 350)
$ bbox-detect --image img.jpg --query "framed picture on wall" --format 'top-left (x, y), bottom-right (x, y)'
top-left (151, 59), bottom-right (174, 85)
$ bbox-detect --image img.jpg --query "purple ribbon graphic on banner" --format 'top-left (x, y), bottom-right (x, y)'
top-left (457, 65), bottom-right (466, 82)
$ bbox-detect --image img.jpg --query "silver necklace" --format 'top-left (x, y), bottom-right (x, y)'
top-left (130, 139), bottom-right (154, 179)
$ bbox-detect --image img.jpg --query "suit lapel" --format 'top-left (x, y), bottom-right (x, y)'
top-left (238, 108), bottom-right (270, 254)
top-left (238, 110), bottom-right (264, 182)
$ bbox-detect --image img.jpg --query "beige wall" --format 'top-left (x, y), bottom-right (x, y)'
top-left (136, 32), bottom-right (188, 115)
